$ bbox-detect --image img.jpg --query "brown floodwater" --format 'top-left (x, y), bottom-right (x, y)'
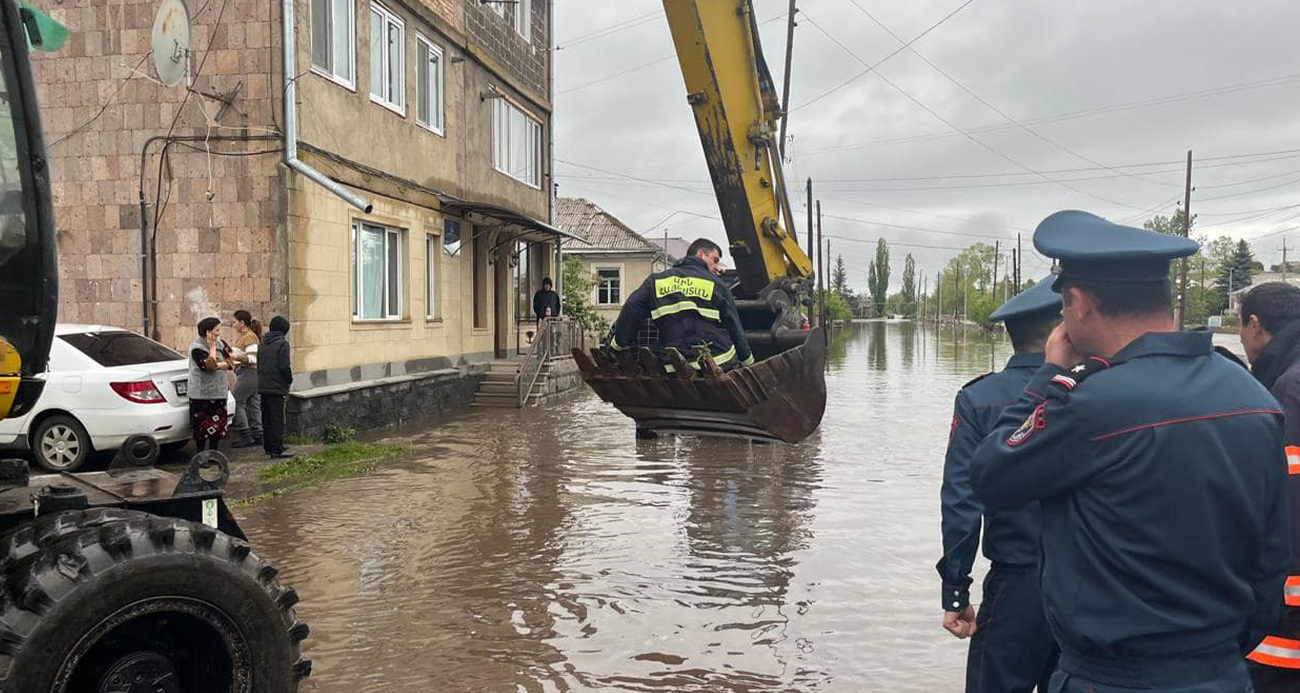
top-left (237, 321), bottom-right (1025, 692)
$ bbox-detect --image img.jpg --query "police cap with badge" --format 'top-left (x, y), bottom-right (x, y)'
top-left (1035, 210), bottom-right (1199, 290)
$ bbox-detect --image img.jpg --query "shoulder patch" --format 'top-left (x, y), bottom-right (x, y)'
top-left (1052, 356), bottom-right (1113, 390)
top-left (1213, 346), bottom-right (1249, 370)
top-left (962, 372), bottom-right (992, 389)
top-left (1007, 403), bottom-right (1047, 446)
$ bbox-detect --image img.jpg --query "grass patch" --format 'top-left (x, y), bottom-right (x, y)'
top-left (284, 434), bottom-right (315, 446)
top-left (257, 441), bottom-right (406, 483)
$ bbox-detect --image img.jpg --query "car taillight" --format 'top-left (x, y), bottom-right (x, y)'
top-left (110, 381), bottom-right (165, 404)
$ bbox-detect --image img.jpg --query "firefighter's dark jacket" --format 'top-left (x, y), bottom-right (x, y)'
top-left (1247, 318), bottom-right (1300, 670)
top-left (971, 331), bottom-right (1289, 687)
top-left (608, 256), bottom-right (753, 368)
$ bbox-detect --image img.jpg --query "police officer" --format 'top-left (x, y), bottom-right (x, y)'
top-left (971, 210), bottom-right (1290, 693)
top-left (938, 278), bottom-right (1062, 693)
top-left (1237, 282), bottom-right (1300, 689)
top-left (608, 237), bottom-right (754, 371)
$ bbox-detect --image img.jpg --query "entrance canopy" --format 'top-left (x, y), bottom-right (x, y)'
top-left (437, 195), bottom-right (586, 246)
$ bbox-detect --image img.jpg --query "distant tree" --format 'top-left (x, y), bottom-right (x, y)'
top-left (831, 255), bottom-right (850, 296)
top-left (826, 292), bottom-right (853, 321)
top-left (1215, 239), bottom-right (1257, 304)
top-left (901, 254), bottom-right (916, 316)
top-left (1143, 209), bottom-right (1196, 236)
top-left (561, 257), bottom-right (610, 335)
top-left (867, 239), bottom-right (890, 317)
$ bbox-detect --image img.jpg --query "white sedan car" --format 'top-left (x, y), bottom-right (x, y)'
top-left (0, 324), bottom-right (237, 472)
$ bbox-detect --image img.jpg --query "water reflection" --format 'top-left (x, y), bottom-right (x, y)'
top-left (239, 322), bottom-right (1013, 692)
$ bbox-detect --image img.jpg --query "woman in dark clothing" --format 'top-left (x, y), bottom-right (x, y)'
top-left (188, 317), bottom-right (233, 452)
top-left (259, 316), bottom-right (294, 459)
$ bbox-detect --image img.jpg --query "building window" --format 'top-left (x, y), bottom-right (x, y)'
top-left (352, 221), bottom-right (403, 320)
top-left (369, 2), bottom-right (405, 114)
top-left (597, 268), bottom-right (621, 305)
top-left (488, 1), bottom-right (505, 17)
top-left (443, 217), bottom-right (462, 256)
top-left (513, 0), bottom-right (531, 42)
top-left (426, 234), bottom-right (440, 319)
top-left (311, 0), bottom-right (355, 86)
top-left (492, 98), bottom-right (541, 188)
top-left (415, 35), bottom-right (444, 134)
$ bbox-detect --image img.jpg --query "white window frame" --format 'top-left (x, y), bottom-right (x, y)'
top-left (492, 97), bottom-right (542, 189)
top-left (513, 0), bottom-right (531, 42)
top-left (310, 0), bottom-right (356, 88)
top-left (415, 34), bottom-right (445, 135)
top-left (488, 1), bottom-right (506, 17)
top-left (596, 267), bottom-right (622, 306)
top-left (369, 2), bottom-right (406, 115)
top-left (426, 233), bottom-right (440, 320)
top-left (352, 221), bottom-right (404, 321)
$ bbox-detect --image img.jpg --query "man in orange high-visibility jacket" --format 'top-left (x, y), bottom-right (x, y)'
top-left (1240, 281), bottom-right (1300, 691)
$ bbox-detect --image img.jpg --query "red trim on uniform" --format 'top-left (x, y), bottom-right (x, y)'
top-left (1090, 409), bottom-right (1285, 442)
top-left (1023, 389), bottom-right (1046, 401)
top-left (1050, 375), bottom-right (1076, 390)
top-left (1248, 635), bottom-right (1300, 668)
top-left (1090, 357), bottom-right (1111, 367)
top-left (1286, 446), bottom-right (1300, 475)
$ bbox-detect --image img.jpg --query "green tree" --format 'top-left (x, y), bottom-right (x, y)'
top-left (1143, 209), bottom-right (1195, 236)
top-left (1214, 239), bottom-right (1256, 305)
top-left (867, 239), bottom-right (890, 317)
top-left (826, 292), bottom-right (853, 321)
top-left (831, 255), bottom-right (850, 296)
top-left (967, 293), bottom-right (999, 325)
top-left (561, 257), bottom-right (611, 335)
top-left (901, 254), bottom-right (916, 316)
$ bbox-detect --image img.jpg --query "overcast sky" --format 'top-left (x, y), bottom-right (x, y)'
top-left (552, 0), bottom-right (1300, 292)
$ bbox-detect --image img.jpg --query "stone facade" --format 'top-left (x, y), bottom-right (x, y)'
top-left (32, 0), bottom-right (284, 352)
top-left (288, 366), bottom-right (485, 439)
top-left (31, 0), bottom-right (555, 435)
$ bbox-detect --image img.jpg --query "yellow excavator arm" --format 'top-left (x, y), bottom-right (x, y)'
top-left (662, 0), bottom-right (811, 293)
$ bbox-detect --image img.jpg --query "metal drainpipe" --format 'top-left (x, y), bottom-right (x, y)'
top-left (282, 0), bottom-right (372, 213)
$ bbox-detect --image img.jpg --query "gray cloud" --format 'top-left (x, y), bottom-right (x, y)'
top-left (555, 0), bottom-right (1300, 291)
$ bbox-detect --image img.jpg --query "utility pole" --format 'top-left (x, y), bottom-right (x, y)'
top-left (778, 0), bottom-right (798, 160)
top-left (1016, 233), bottom-right (1022, 293)
top-left (806, 179), bottom-right (813, 260)
top-left (937, 270), bottom-right (942, 323)
top-left (993, 241), bottom-right (1000, 303)
top-left (1178, 149), bottom-right (1192, 330)
top-left (817, 201), bottom-right (824, 331)
top-left (1284, 237), bottom-right (1289, 282)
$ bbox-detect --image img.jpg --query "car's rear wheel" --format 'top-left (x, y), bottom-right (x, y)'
top-left (32, 415), bottom-right (91, 473)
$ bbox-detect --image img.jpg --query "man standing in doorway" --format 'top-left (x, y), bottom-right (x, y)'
top-left (533, 277), bottom-right (560, 321)
top-left (1239, 281), bottom-right (1300, 689)
top-left (939, 277), bottom-right (1062, 693)
top-left (972, 211), bottom-right (1289, 692)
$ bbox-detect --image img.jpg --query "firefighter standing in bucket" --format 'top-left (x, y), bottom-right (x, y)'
top-left (607, 237), bottom-right (754, 372)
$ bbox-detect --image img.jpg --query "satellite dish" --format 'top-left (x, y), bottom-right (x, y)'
top-left (151, 0), bottom-right (191, 88)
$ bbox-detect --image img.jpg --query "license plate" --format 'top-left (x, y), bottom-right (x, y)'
top-left (175, 380), bottom-right (187, 396)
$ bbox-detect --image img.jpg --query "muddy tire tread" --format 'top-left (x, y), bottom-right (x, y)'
top-left (0, 511), bottom-right (310, 689)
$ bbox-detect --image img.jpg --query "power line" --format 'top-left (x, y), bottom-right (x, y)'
top-left (805, 73), bottom-right (1300, 156)
top-left (791, 0), bottom-right (979, 113)
top-left (49, 53), bottom-right (153, 148)
top-left (556, 11), bottom-right (661, 50)
top-left (838, 0), bottom-right (1169, 189)
top-left (801, 13), bottom-right (1147, 210)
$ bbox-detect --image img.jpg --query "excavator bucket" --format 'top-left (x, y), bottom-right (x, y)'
top-left (573, 328), bottom-right (826, 443)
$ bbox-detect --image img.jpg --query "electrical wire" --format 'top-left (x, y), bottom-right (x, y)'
top-left (48, 54), bottom-right (153, 148)
top-left (805, 73), bottom-right (1300, 156)
top-left (556, 11), bottom-right (661, 51)
top-left (801, 12), bottom-right (1146, 211)
top-left (791, 0), bottom-right (979, 113)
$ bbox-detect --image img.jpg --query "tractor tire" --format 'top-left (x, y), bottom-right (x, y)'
top-left (0, 513), bottom-right (310, 693)
top-left (0, 507), bottom-right (146, 573)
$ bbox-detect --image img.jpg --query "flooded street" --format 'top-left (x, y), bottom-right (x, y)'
top-left (238, 321), bottom-right (1020, 692)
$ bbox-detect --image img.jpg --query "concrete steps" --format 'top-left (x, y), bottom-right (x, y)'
top-left (470, 358), bottom-right (569, 408)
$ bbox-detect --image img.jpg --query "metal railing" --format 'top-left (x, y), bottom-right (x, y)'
top-left (517, 318), bottom-right (585, 407)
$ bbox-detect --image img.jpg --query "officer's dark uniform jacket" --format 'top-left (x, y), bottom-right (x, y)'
top-left (609, 256), bottom-right (753, 369)
top-left (938, 352), bottom-right (1046, 610)
top-left (971, 331), bottom-right (1290, 688)
top-left (1247, 319), bottom-right (1300, 672)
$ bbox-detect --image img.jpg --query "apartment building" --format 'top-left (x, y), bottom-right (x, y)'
top-left (32, 0), bottom-right (565, 435)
